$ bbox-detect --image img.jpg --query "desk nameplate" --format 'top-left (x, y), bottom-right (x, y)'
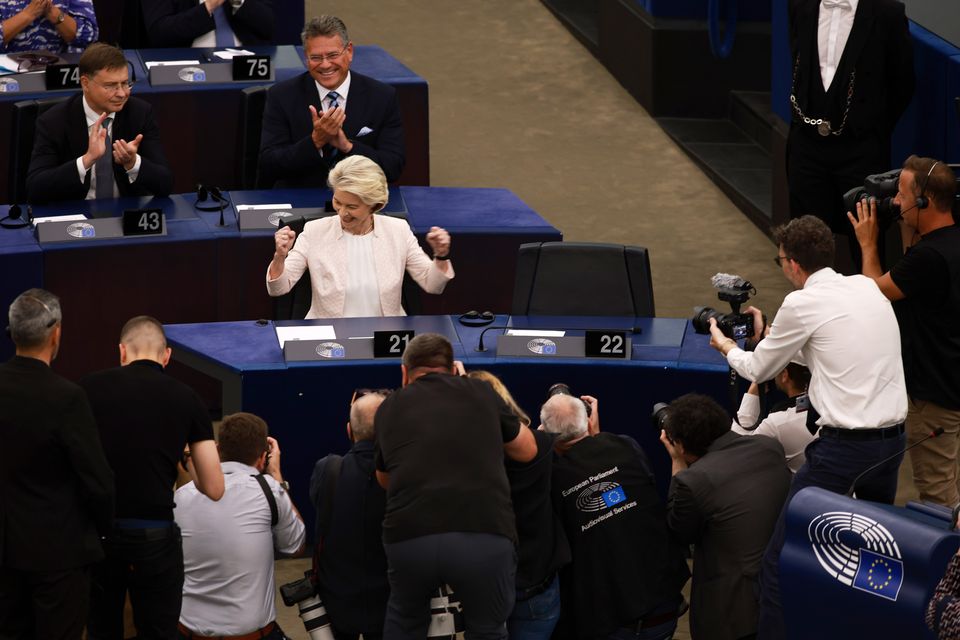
top-left (34, 216), bottom-right (167, 243)
top-left (0, 71), bottom-right (80, 94)
top-left (283, 338), bottom-right (381, 362)
top-left (496, 335), bottom-right (632, 358)
top-left (148, 62), bottom-right (273, 86)
top-left (238, 207), bottom-right (325, 231)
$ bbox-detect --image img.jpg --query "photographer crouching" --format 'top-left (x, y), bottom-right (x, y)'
top-left (707, 215), bottom-right (907, 639)
top-left (848, 156), bottom-right (960, 507)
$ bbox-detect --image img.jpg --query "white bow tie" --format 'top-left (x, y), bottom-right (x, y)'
top-left (822, 0), bottom-right (851, 10)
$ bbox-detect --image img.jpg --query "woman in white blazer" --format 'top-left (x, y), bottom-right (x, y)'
top-left (266, 156), bottom-right (454, 318)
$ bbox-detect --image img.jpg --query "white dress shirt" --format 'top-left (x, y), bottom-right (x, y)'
top-left (818, 0), bottom-right (859, 91)
top-left (76, 96), bottom-right (141, 199)
top-left (732, 394), bottom-right (817, 473)
top-left (175, 461), bottom-right (305, 636)
top-left (727, 268), bottom-right (907, 430)
top-left (314, 71), bottom-right (351, 113)
top-left (191, 0), bottom-right (242, 47)
top-left (342, 231), bottom-right (382, 317)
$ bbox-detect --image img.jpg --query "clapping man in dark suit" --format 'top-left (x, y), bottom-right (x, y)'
top-left (142, 0), bottom-right (274, 48)
top-left (787, 0), bottom-right (914, 268)
top-left (0, 288), bottom-right (115, 640)
top-left (26, 42), bottom-right (173, 204)
top-left (259, 15), bottom-right (405, 188)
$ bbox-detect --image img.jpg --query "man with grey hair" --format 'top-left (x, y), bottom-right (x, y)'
top-left (0, 288), bottom-right (114, 640)
top-left (309, 389), bottom-right (390, 639)
top-left (542, 394), bottom-right (689, 639)
top-left (142, 0), bottom-right (275, 47)
top-left (259, 15), bottom-right (405, 188)
top-left (80, 316), bottom-right (224, 640)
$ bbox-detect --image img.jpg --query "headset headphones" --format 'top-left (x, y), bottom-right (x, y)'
top-left (915, 160), bottom-right (939, 211)
top-left (458, 310), bottom-right (495, 327)
top-left (194, 184), bottom-right (230, 212)
top-left (0, 204), bottom-right (32, 229)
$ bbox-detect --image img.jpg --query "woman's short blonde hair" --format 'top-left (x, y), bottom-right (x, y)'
top-left (327, 156), bottom-right (389, 211)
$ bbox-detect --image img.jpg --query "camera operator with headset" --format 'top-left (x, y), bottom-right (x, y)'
top-left (707, 214), bottom-right (907, 640)
top-left (848, 156), bottom-right (960, 507)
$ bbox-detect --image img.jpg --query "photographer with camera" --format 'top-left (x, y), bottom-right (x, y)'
top-left (658, 394), bottom-right (790, 640)
top-left (175, 413), bottom-right (305, 640)
top-left (542, 393), bottom-right (689, 639)
top-left (307, 389), bottom-right (390, 640)
top-left (708, 215), bottom-right (907, 639)
top-left (849, 156), bottom-right (960, 507)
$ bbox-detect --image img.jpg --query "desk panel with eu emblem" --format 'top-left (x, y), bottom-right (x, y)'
top-left (781, 487), bottom-right (960, 640)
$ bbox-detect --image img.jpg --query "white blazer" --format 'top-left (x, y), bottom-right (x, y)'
top-left (266, 214), bottom-right (454, 318)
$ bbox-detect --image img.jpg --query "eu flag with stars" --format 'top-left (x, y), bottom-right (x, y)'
top-left (601, 487), bottom-right (626, 508)
top-left (853, 548), bottom-right (904, 601)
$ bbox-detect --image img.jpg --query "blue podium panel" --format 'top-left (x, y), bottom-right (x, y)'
top-left (781, 487), bottom-right (960, 640)
top-left (165, 315), bottom-right (731, 538)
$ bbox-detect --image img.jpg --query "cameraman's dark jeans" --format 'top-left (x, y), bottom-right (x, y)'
top-left (333, 629), bottom-right (382, 640)
top-left (87, 522), bottom-right (184, 640)
top-left (756, 433), bottom-right (905, 640)
top-left (383, 532), bottom-right (516, 640)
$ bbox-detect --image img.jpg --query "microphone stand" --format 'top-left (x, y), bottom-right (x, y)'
top-left (845, 427), bottom-right (944, 497)
top-left (475, 326), bottom-right (511, 352)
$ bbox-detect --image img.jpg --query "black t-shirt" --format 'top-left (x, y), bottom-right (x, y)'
top-left (890, 225), bottom-right (960, 408)
top-left (374, 372), bottom-right (520, 544)
top-left (551, 433), bottom-right (689, 638)
top-left (506, 429), bottom-right (571, 589)
top-left (80, 360), bottom-right (214, 520)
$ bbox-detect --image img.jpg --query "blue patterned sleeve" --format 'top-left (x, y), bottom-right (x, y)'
top-left (64, 0), bottom-right (98, 49)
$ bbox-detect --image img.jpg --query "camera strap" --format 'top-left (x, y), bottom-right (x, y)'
top-left (728, 368), bottom-right (771, 431)
top-left (252, 474), bottom-right (279, 527)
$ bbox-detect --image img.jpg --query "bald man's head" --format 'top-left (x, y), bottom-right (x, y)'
top-left (119, 315), bottom-right (170, 365)
top-left (349, 393), bottom-right (385, 442)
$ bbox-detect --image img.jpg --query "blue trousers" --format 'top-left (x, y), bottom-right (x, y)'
top-left (507, 575), bottom-right (560, 640)
top-left (756, 433), bottom-right (905, 640)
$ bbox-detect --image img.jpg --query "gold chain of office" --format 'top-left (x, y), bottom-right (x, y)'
top-left (789, 57), bottom-right (856, 137)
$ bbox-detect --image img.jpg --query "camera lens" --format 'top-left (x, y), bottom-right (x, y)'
top-left (651, 402), bottom-right (669, 430)
top-left (692, 306), bottom-right (722, 335)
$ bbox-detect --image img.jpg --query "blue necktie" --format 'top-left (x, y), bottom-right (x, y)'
top-left (213, 6), bottom-right (234, 47)
top-left (94, 117), bottom-right (113, 200)
top-left (327, 90), bottom-right (340, 111)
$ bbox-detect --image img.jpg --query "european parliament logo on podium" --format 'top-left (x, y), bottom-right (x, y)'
top-left (852, 548), bottom-right (905, 601)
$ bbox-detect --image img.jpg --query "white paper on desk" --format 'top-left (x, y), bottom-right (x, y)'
top-left (213, 49), bottom-right (255, 59)
top-left (32, 214), bottom-right (87, 224)
top-left (0, 55), bottom-right (42, 74)
top-left (145, 60), bottom-right (200, 68)
top-left (275, 325), bottom-right (336, 348)
top-left (506, 329), bottom-right (566, 337)
top-left (236, 203), bottom-right (294, 211)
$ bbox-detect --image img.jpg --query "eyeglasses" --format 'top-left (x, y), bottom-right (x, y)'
top-left (774, 254), bottom-right (792, 267)
top-left (12, 52), bottom-right (59, 72)
top-left (307, 45), bottom-right (350, 65)
top-left (89, 78), bottom-right (134, 93)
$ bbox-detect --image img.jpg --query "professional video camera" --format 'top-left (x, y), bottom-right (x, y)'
top-left (841, 169), bottom-right (903, 227)
top-left (692, 274), bottom-right (757, 340)
top-left (279, 572), bottom-right (334, 640)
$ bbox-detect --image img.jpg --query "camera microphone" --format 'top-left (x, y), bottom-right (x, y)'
top-left (844, 426), bottom-right (944, 498)
top-left (711, 273), bottom-right (752, 290)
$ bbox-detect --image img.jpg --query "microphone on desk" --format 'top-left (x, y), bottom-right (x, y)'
top-left (845, 427), bottom-right (944, 497)
top-left (475, 326), bottom-right (511, 352)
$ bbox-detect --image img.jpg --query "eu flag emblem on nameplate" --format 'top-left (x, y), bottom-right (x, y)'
top-left (853, 548), bottom-right (904, 601)
top-left (601, 487), bottom-right (626, 508)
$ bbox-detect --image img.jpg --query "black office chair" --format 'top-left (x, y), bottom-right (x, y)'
top-left (270, 213), bottom-right (424, 320)
top-left (238, 85), bottom-right (269, 189)
top-left (8, 97), bottom-right (67, 204)
top-left (511, 241), bottom-right (656, 317)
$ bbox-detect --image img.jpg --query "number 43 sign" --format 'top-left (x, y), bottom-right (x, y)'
top-left (122, 209), bottom-right (164, 236)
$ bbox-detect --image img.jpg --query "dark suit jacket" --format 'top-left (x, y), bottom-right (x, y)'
top-left (142, 0), bottom-right (274, 47)
top-left (667, 431), bottom-right (791, 640)
top-left (259, 71), bottom-right (405, 188)
top-left (789, 0), bottom-right (914, 138)
top-left (0, 356), bottom-right (114, 572)
top-left (26, 94), bottom-right (173, 204)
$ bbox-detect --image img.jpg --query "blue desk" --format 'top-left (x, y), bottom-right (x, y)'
top-left (1, 45), bottom-right (431, 201)
top-left (164, 315), bottom-right (730, 540)
top-left (781, 487), bottom-right (960, 639)
top-left (0, 187), bottom-right (560, 379)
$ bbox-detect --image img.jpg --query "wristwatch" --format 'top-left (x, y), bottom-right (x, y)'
top-left (56, 10), bottom-right (66, 24)
top-left (279, 479), bottom-right (290, 492)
